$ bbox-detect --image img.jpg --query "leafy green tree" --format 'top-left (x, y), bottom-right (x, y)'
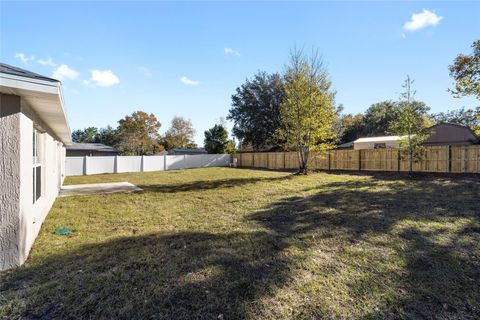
top-left (204, 124), bottom-right (229, 154)
top-left (339, 113), bottom-right (365, 143)
top-left (95, 125), bottom-right (120, 147)
top-left (449, 40), bottom-right (480, 100)
top-left (227, 71), bottom-right (285, 150)
top-left (71, 127), bottom-right (98, 143)
top-left (162, 116), bottom-right (196, 149)
top-left (432, 106), bottom-right (480, 132)
top-left (277, 49), bottom-right (337, 174)
top-left (363, 101), bottom-right (399, 136)
top-left (389, 76), bottom-right (430, 173)
top-left (117, 111), bottom-right (163, 155)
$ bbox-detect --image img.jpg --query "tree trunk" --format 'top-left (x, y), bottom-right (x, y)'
top-left (409, 148), bottom-right (414, 176)
top-left (297, 147), bottom-right (309, 175)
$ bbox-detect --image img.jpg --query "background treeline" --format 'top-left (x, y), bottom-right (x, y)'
top-left (73, 40), bottom-right (479, 166)
top-left (227, 41), bottom-right (480, 151)
top-left (227, 71), bottom-right (479, 150)
top-left (72, 114), bottom-right (236, 155)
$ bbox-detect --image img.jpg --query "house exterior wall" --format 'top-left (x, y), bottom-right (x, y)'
top-left (0, 94), bottom-right (22, 270)
top-left (0, 93), bottom-right (65, 271)
top-left (353, 141), bottom-right (400, 150)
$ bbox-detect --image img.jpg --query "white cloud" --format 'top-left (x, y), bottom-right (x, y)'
top-left (224, 47), bottom-right (240, 56)
top-left (180, 76), bottom-right (200, 85)
top-left (403, 9), bottom-right (443, 32)
top-left (52, 64), bottom-right (79, 81)
top-left (14, 53), bottom-right (35, 65)
top-left (90, 69), bottom-right (120, 87)
top-left (138, 66), bottom-right (151, 76)
top-left (37, 57), bottom-right (57, 67)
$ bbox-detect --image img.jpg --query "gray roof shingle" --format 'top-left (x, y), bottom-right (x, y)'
top-left (67, 143), bottom-right (119, 153)
top-left (0, 63), bottom-right (59, 83)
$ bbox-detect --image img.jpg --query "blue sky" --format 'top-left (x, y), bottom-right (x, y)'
top-left (2, 1), bottom-right (479, 145)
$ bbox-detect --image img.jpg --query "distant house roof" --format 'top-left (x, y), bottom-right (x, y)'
top-left (67, 143), bottom-right (119, 153)
top-left (336, 141), bottom-right (354, 149)
top-left (169, 148), bottom-right (208, 155)
top-left (425, 122), bottom-right (478, 145)
top-left (0, 63), bottom-right (59, 83)
top-left (354, 136), bottom-right (405, 143)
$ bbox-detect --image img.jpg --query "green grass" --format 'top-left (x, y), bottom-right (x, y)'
top-left (1, 168), bottom-right (479, 319)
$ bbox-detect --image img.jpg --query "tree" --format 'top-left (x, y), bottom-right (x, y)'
top-left (363, 101), bottom-right (399, 136)
top-left (117, 111), bottom-right (163, 155)
top-left (277, 49), bottom-right (337, 174)
top-left (477, 110), bottom-right (480, 136)
top-left (389, 76), bottom-right (430, 173)
top-left (162, 116), bottom-right (196, 149)
top-left (71, 127), bottom-right (98, 143)
top-left (339, 113), bottom-right (365, 143)
top-left (432, 106), bottom-right (480, 132)
top-left (225, 139), bottom-right (237, 154)
top-left (204, 124), bottom-right (229, 154)
top-left (95, 125), bottom-right (120, 147)
top-left (227, 71), bottom-right (285, 150)
top-left (449, 40), bottom-right (480, 100)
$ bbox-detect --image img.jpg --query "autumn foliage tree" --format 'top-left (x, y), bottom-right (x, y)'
top-left (449, 40), bottom-right (480, 100)
top-left (277, 49), bottom-right (337, 174)
top-left (117, 111), bottom-right (163, 155)
top-left (162, 116), bottom-right (196, 150)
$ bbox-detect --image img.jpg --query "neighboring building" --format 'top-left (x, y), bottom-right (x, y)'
top-left (353, 136), bottom-right (403, 150)
top-left (352, 123), bottom-right (478, 150)
top-left (0, 63), bottom-right (71, 271)
top-left (336, 141), bottom-right (354, 149)
top-left (168, 148), bottom-right (208, 155)
top-left (424, 123), bottom-right (478, 146)
top-left (66, 142), bottom-right (120, 156)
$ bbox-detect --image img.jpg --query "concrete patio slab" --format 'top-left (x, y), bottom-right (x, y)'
top-left (59, 182), bottom-right (142, 197)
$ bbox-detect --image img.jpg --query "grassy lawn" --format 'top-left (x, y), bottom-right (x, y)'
top-left (1, 168), bottom-right (479, 319)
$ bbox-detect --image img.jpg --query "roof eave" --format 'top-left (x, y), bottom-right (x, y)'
top-left (0, 72), bottom-right (72, 145)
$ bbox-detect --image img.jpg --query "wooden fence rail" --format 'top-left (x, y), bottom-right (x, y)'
top-left (232, 145), bottom-right (480, 173)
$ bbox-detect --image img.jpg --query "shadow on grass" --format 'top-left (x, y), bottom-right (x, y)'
top-left (138, 175), bottom-right (291, 194)
top-left (1, 178), bottom-right (478, 319)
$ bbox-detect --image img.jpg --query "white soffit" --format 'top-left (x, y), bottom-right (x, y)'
top-left (0, 73), bottom-right (72, 145)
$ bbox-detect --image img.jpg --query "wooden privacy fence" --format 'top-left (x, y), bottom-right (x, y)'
top-left (233, 145), bottom-right (480, 173)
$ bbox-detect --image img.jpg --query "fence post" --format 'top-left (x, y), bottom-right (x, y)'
top-left (267, 153), bottom-right (270, 169)
top-left (447, 145), bottom-right (451, 173)
top-left (164, 155), bottom-right (167, 171)
top-left (284, 152), bottom-right (286, 169)
top-left (114, 155), bottom-right (118, 173)
top-left (252, 152), bottom-right (255, 168)
top-left (141, 155), bottom-right (145, 172)
top-left (328, 152), bottom-right (331, 170)
top-left (397, 149), bottom-right (401, 172)
top-left (83, 156), bottom-right (89, 175)
top-left (358, 150), bottom-right (361, 171)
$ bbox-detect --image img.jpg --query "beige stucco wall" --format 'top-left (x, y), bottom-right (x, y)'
top-left (0, 94), bottom-right (22, 270)
top-left (0, 93), bottom-right (65, 270)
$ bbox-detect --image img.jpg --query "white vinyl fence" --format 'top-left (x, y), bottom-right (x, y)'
top-left (65, 154), bottom-right (231, 176)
